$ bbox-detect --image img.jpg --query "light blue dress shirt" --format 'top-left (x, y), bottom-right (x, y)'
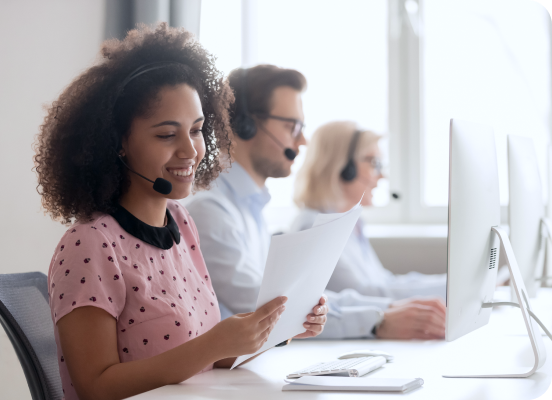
top-left (184, 163), bottom-right (271, 315)
top-left (185, 163), bottom-right (388, 339)
top-left (291, 208), bottom-right (447, 300)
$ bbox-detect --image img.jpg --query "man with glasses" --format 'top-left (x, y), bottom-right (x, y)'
top-left (186, 65), bottom-right (396, 340)
top-left (184, 65), bottom-right (309, 322)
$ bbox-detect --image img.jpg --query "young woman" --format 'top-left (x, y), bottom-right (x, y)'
top-left (291, 121), bottom-right (446, 339)
top-left (34, 24), bottom-right (328, 400)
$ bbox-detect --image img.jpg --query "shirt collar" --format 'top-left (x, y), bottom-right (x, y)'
top-left (111, 204), bottom-right (181, 250)
top-left (220, 162), bottom-right (271, 207)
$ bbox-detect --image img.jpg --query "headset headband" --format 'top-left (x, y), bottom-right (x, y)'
top-left (114, 61), bottom-right (184, 109)
top-left (240, 68), bottom-right (250, 117)
top-left (121, 61), bottom-right (183, 88)
top-left (346, 130), bottom-right (362, 162)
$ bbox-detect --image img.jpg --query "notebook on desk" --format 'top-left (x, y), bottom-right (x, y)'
top-left (282, 376), bottom-right (424, 392)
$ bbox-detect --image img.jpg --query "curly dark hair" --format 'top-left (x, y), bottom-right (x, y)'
top-left (34, 23), bottom-right (234, 225)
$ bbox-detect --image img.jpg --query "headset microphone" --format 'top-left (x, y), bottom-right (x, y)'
top-left (258, 125), bottom-right (297, 161)
top-left (117, 155), bottom-right (173, 195)
top-left (284, 148), bottom-right (297, 161)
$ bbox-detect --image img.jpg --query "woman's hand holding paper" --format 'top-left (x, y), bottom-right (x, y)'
top-left (294, 295), bottom-right (329, 338)
top-left (210, 296), bottom-right (288, 358)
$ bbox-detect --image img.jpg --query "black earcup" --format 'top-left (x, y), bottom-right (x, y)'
top-left (233, 113), bottom-right (257, 141)
top-left (340, 160), bottom-right (357, 182)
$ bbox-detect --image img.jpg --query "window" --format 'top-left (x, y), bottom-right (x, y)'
top-left (422, 0), bottom-right (552, 208)
top-left (201, 0), bottom-right (389, 230)
top-left (255, 0), bottom-right (389, 214)
top-left (199, 0), bottom-right (552, 228)
top-left (199, 0), bottom-right (241, 76)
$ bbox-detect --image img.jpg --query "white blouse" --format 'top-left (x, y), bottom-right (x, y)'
top-left (290, 208), bottom-right (447, 300)
top-left (186, 163), bottom-right (390, 338)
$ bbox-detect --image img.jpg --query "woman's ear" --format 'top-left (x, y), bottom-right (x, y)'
top-left (120, 136), bottom-right (128, 158)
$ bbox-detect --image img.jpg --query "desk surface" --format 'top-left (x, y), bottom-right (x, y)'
top-left (130, 291), bottom-right (552, 400)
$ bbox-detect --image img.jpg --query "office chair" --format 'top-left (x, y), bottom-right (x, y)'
top-left (0, 272), bottom-right (63, 400)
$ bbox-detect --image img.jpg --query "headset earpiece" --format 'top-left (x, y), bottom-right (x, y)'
top-left (232, 69), bottom-right (257, 141)
top-left (233, 113), bottom-right (257, 141)
top-left (340, 160), bottom-right (358, 182)
top-left (340, 130), bottom-right (362, 182)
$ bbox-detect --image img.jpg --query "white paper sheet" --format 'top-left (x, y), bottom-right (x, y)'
top-left (232, 202), bottom-right (362, 368)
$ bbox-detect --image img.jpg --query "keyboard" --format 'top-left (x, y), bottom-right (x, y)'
top-left (286, 356), bottom-right (387, 378)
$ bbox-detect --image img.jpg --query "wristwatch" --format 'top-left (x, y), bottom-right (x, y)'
top-left (371, 309), bottom-right (385, 336)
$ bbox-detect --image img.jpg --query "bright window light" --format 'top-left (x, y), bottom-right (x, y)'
top-left (199, 0), bottom-right (242, 77)
top-left (255, 0), bottom-right (389, 208)
top-left (422, 0), bottom-right (552, 207)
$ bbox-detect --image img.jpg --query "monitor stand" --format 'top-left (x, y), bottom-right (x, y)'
top-left (443, 226), bottom-right (547, 378)
top-left (535, 218), bottom-right (552, 289)
top-left (508, 218), bottom-right (551, 298)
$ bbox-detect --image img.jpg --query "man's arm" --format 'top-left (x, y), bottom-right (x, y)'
top-left (319, 289), bottom-right (446, 340)
top-left (186, 197), bottom-right (262, 314)
top-left (312, 289), bottom-right (392, 339)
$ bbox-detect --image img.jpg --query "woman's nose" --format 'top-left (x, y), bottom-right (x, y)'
top-left (176, 134), bottom-right (198, 159)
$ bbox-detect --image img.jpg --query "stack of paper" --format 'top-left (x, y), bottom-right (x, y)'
top-left (232, 202), bottom-right (363, 368)
top-left (282, 376), bottom-right (424, 392)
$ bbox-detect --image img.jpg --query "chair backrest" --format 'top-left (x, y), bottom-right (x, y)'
top-left (0, 272), bottom-right (62, 400)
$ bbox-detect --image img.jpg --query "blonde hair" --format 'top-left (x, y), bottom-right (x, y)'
top-left (294, 121), bottom-right (380, 211)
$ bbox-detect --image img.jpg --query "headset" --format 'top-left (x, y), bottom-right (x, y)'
top-left (112, 61), bottom-right (186, 195)
top-left (231, 68), bottom-right (297, 160)
top-left (232, 69), bottom-right (258, 141)
top-left (340, 130), bottom-right (362, 182)
top-left (340, 130), bottom-right (399, 199)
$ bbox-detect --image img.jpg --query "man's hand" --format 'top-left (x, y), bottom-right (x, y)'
top-left (376, 297), bottom-right (446, 340)
top-left (294, 295), bottom-right (329, 339)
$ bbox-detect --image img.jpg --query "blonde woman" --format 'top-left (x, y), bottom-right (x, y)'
top-left (291, 121), bottom-right (447, 339)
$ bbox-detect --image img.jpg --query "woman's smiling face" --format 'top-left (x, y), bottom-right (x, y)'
top-left (122, 84), bottom-right (206, 200)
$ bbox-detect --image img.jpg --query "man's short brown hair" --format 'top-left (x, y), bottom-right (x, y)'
top-left (227, 64), bottom-right (307, 122)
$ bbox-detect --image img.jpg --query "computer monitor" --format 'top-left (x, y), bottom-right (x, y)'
top-left (508, 135), bottom-right (548, 297)
top-left (445, 119), bottom-right (546, 378)
top-left (446, 119), bottom-right (500, 342)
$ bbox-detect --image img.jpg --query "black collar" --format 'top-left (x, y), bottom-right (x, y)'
top-left (111, 205), bottom-right (181, 250)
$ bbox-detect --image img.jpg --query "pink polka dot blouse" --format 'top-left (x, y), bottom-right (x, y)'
top-left (47, 200), bottom-right (221, 400)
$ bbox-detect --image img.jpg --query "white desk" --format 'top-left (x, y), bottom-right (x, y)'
top-left (130, 291), bottom-right (552, 400)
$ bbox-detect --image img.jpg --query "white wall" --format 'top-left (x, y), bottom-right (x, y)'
top-left (0, 1), bottom-right (106, 398)
top-left (0, 0), bottom-right (106, 276)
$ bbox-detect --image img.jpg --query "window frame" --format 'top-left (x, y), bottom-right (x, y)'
top-left (366, 0), bottom-right (549, 225)
top-left (239, 0), bottom-right (551, 226)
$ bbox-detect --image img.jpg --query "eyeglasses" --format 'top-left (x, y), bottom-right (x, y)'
top-left (360, 156), bottom-right (383, 176)
top-left (257, 114), bottom-right (305, 139)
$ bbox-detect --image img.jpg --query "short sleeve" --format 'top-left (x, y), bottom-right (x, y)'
top-left (172, 201), bottom-right (200, 245)
top-left (49, 224), bottom-right (126, 324)
top-left (185, 210), bottom-right (201, 246)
